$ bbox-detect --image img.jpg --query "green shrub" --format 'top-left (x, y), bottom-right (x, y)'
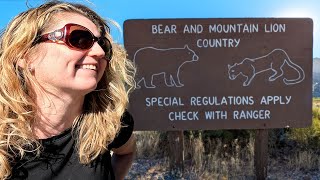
top-left (288, 117), bottom-right (320, 150)
top-left (313, 107), bottom-right (320, 119)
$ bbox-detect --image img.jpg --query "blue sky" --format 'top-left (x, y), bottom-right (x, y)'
top-left (0, 0), bottom-right (319, 57)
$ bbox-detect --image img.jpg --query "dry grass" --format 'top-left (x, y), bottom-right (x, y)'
top-left (287, 150), bottom-right (320, 171)
top-left (134, 131), bottom-right (162, 158)
top-left (130, 99), bottom-right (320, 179)
top-left (133, 130), bottom-right (320, 179)
top-left (134, 131), bottom-right (256, 179)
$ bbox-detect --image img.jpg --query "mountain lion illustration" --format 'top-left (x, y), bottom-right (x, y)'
top-left (228, 48), bottom-right (305, 86)
top-left (133, 45), bottom-right (199, 88)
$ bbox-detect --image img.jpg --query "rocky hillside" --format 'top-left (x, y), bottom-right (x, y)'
top-left (313, 58), bottom-right (320, 97)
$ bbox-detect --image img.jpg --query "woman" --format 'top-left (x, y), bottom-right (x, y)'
top-left (0, 1), bottom-right (136, 179)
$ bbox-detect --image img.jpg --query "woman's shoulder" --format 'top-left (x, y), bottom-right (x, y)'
top-left (107, 111), bottom-right (134, 149)
top-left (121, 111), bottom-right (134, 126)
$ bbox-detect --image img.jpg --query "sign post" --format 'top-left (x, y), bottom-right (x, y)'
top-left (168, 131), bottom-right (185, 174)
top-left (255, 129), bottom-right (269, 179)
top-left (124, 18), bottom-right (313, 179)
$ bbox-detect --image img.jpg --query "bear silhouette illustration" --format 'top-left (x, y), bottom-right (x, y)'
top-left (133, 45), bottom-right (199, 88)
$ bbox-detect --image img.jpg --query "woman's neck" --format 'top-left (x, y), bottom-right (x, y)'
top-left (32, 90), bottom-right (84, 139)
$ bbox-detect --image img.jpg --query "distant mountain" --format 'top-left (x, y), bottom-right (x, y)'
top-left (313, 58), bottom-right (320, 73)
top-left (313, 58), bottom-right (320, 97)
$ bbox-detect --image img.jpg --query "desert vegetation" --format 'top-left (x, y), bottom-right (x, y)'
top-left (127, 99), bottom-right (320, 179)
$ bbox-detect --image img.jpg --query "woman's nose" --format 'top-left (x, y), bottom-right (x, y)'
top-left (88, 42), bottom-right (106, 59)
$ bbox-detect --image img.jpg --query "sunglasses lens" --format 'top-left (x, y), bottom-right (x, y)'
top-left (98, 38), bottom-right (113, 60)
top-left (67, 25), bottom-right (112, 60)
top-left (69, 30), bottom-right (93, 49)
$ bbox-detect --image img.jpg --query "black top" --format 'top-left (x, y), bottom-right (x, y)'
top-left (10, 112), bottom-right (134, 180)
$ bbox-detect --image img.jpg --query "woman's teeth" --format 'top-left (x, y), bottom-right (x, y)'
top-left (78, 65), bottom-right (97, 70)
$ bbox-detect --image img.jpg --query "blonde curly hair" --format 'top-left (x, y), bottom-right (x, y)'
top-left (0, 1), bottom-right (136, 179)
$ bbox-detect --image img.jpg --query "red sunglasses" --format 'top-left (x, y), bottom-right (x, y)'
top-left (36, 23), bottom-right (113, 61)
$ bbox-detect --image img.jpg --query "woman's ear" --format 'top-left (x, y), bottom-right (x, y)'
top-left (16, 58), bottom-right (34, 72)
top-left (16, 58), bottom-right (27, 68)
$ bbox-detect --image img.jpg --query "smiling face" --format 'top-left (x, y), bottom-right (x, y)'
top-left (29, 12), bottom-right (108, 96)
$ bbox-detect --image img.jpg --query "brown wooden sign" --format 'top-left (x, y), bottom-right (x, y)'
top-left (123, 18), bottom-right (313, 131)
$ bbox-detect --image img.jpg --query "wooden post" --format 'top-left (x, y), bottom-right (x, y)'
top-left (254, 129), bottom-right (269, 180)
top-left (167, 131), bottom-right (185, 174)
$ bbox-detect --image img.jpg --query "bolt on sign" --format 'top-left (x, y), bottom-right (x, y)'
top-left (123, 18), bottom-right (313, 131)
